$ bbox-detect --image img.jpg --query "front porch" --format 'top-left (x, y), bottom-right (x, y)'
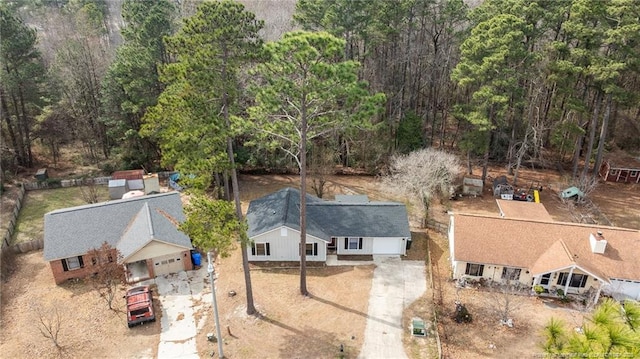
top-left (126, 260), bottom-right (151, 283)
top-left (532, 266), bottom-right (607, 305)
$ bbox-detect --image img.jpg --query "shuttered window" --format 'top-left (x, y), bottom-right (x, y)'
top-left (251, 243), bottom-right (270, 256)
top-left (345, 237), bottom-right (363, 250)
top-left (305, 243), bottom-right (318, 256)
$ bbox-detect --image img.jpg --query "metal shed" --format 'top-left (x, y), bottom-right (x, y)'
top-left (108, 179), bottom-right (128, 200)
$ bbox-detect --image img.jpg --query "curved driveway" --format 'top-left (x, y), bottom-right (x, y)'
top-left (358, 256), bottom-right (427, 359)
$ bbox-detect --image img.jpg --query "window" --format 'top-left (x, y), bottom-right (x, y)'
top-left (569, 274), bottom-right (588, 287)
top-left (557, 272), bottom-right (568, 286)
top-left (557, 272), bottom-right (588, 288)
top-left (631, 170), bottom-right (638, 177)
top-left (610, 169), bottom-right (618, 175)
top-left (62, 256), bottom-right (84, 271)
top-left (251, 243), bottom-right (270, 256)
top-left (465, 263), bottom-right (484, 276)
top-left (305, 243), bottom-right (318, 256)
top-left (540, 273), bottom-right (551, 285)
top-left (501, 267), bottom-right (521, 281)
top-left (344, 237), bottom-right (363, 250)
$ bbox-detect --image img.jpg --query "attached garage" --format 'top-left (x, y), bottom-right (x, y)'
top-left (372, 237), bottom-right (406, 255)
top-left (153, 253), bottom-right (186, 276)
top-left (603, 279), bottom-right (640, 301)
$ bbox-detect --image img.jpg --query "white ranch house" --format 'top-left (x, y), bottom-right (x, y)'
top-left (246, 188), bottom-right (411, 262)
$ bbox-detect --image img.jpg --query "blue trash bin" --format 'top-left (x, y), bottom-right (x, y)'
top-left (191, 251), bottom-right (202, 266)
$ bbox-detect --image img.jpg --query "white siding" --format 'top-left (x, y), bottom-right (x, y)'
top-left (248, 226), bottom-right (327, 262)
top-left (336, 237), bottom-right (373, 255)
top-left (602, 279), bottom-right (640, 301)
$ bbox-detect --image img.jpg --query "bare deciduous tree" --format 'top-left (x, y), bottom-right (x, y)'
top-left (37, 306), bottom-right (63, 350)
top-left (383, 148), bottom-right (461, 224)
top-left (486, 268), bottom-right (525, 326)
top-left (87, 242), bottom-right (126, 310)
top-left (79, 177), bottom-right (100, 204)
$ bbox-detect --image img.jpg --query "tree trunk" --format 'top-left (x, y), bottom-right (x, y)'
top-left (581, 91), bottom-right (602, 180)
top-left (299, 92), bottom-right (309, 297)
top-left (222, 50), bottom-right (256, 315)
top-left (0, 89), bottom-right (22, 166)
top-left (593, 93), bottom-right (611, 179)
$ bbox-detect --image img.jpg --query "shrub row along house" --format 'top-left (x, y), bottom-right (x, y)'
top-left (448, 200), bottom-right (640, 303)
top-left (43, 192), bottom-right (193, 284)
top-left (246, 187), bottom-right (411, 262)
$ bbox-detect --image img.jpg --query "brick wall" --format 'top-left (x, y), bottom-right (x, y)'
top-left (50, 255), bottom-right (96, 284)
top-left (52, 250), bottom-right (195, 285)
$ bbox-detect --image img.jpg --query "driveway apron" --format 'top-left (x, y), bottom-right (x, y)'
top-left (156, 270), bottom-right (206, 359)
top-left (358, 256), bottom-right (426, 359)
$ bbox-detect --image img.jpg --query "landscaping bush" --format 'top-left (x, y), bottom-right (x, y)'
top-left (454, 302), bottom-right (473, 323)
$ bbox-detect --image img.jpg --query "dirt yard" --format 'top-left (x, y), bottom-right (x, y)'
top-left (1, 165), bottom-right (639, 359)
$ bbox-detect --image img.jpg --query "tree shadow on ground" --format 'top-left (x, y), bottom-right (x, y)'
top-left (257, 314), bottom-right (355, 359)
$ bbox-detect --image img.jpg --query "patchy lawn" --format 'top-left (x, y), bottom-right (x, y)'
top-left (11, 186), bottom-right (108, 244)
top-left (2, 168), bottom-right (637, 359)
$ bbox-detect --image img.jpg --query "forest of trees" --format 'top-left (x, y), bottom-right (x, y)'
top-left (2, 0), bottom-right (640, 187)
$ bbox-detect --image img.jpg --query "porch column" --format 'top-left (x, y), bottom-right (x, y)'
top-left (533, 275), bottom-right (541, 286)
top-left (564, 267), bottom-right (575, 295)
top-left (594, 280), bottom-right (604, 305)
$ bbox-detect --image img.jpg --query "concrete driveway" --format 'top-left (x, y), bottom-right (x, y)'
top-left (358, 256), bottom-right (427, 359)
top-left (153, 269), bottom-right (211, 359)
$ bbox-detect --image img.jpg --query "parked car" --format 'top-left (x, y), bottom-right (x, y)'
top-left (125, 285), bottom-right (155, 328)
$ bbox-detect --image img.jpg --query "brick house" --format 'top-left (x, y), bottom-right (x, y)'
top-left (448, 200), bottom-right (640, 303)
top-left (44, 192), bottom-right (194, 284)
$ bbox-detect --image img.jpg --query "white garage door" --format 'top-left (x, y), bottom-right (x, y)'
top-left (372, 238), bottom-right (402, 255)
top-left (153, 253), bottom-right (184, 276)
top-left (605, 280), bottom-right (640, 300)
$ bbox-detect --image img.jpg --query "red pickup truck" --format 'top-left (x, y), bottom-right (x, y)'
top-left (125, 286), bottom-right (156, 328)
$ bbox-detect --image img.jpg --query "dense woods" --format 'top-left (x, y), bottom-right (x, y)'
top-left (2, 0), bottom-right (640, 186)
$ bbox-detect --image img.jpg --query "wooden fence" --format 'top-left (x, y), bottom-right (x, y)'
top-left (425, 219), bottom-right (448, 235)
top-left (2, 171), bottom-right (177, 253)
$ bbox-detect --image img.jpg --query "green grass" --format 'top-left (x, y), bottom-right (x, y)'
top-left (12, 186), bottom-right (109, 244)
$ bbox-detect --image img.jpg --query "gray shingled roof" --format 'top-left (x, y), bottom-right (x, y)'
top-left (246, 187), bottom-right (411, 241)
top-left (246, 187), bottom-right (328, 240)
top-left (43, 192), bottom-right (191, 261)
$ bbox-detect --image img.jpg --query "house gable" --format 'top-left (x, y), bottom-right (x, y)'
top-left (44, 192), bottom-right (190, 262)
top-left (450, 212), bottom-right (640, 285)
top-left (124, 240), bottom-right (191, 263)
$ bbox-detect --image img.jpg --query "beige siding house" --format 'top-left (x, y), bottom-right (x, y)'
top-left (448, 200), bottom-right (640, 302)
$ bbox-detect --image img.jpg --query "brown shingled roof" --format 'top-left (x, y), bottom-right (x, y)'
top-left (452, 213), bottom-right (640, 281)
top-left (496, 199), bottom-right (553, 221)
